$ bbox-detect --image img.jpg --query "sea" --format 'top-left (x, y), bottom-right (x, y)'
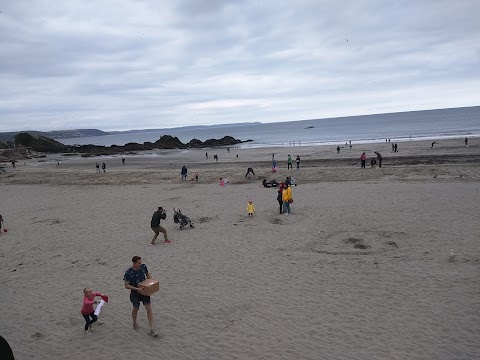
top-left (58, 106), bottom-right (480, 148)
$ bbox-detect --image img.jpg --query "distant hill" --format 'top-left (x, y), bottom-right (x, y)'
top-left (0, 129), bottom-right (108, 143)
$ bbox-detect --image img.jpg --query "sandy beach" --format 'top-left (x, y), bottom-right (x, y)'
top-left (1, 138), bottom-right (480, 359)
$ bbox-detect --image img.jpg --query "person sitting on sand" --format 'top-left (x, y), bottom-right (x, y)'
top-left (371, 158), bottom-right (377, 167)
top-left (263, 179), bottom-right (279, 188)
top-left (219, 177), bottom-right (225, 186)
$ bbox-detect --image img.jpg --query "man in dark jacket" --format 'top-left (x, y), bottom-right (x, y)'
top-left (150, 207), bottom-right (170, 245)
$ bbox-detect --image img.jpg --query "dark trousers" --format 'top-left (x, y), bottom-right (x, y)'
top-left (378, 159), bottom-right (382, 168)
top-left (288, 163), bottom-right (292, 169)
top-left (83, 312), bottom-right (98, 331)
top-left (245, 170), bottom-right (255, 177)
top-left (278, 199), bottom-right (283, 213)
top-left (361, 160), bottom-right (366, 168)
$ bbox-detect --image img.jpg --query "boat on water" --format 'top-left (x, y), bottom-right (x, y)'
top-left (304, 125), bottom-right (314, 129)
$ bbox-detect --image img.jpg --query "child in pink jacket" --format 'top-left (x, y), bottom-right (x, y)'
top-left (81, 288), bottom-right (104, 334)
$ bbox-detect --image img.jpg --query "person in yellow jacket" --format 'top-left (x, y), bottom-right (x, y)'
top-left (247, 200), bottom-right (255, 218)
top-left (281, 183), bottom-right (293, 215)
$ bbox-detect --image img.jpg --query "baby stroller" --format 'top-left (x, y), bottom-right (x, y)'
top-left (173, 208), bottom-right (195, 230)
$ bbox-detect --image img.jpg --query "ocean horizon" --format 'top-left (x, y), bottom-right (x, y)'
top-left (58, 106), bottom-right (480, 148)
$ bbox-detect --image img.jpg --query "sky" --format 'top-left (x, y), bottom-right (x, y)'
top-left (0, 0), bottom-right (479, 132)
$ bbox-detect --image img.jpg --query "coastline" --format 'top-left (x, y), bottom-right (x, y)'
top-left (1, 138), bottom-right (479, 359)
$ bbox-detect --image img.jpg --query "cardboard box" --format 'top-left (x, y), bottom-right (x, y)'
top-left (138, 279), bottom-right (159, 296)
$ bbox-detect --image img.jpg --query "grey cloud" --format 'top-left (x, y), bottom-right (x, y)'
top-left (0, 0), bottom-right (479, 132)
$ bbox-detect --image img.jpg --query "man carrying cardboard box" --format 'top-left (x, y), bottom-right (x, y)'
top-left (123, 256), bottom-right (158, 337)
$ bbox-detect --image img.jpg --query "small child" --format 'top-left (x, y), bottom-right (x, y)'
top-left (247, 200), bottom-right (255, 218)
top-left (219, 177), bottom-right (225, 186)
top-left (81, 288), bottom-right (104, 334)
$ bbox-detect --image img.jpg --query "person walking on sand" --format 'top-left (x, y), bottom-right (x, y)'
top-left (181, 165), bottom-right (188, 181)
top-left (122, 157), bottom-right (125, 165)
top-left (282, 183), bottom-right (293, 215)
top-left (391, 143), bottom-right (395, 152)
top-left (95, 162), bottom-right (100, 173)
top-left (337, 146), bottom-right (340, 154)
top-left (0, 214), bottom-right (3, 233)
top-left (81, 288), bottom-right (106, 334)
top-left (124, 256), bottom-right (158, 337)
top-left (465, 137), bottom-right (468, 147)
top-left (102, 162), bottom-right (106, 172)
top-left (374, 152), bottom-right (382, 168)
top-left (247, 200), bottom-right (255, 218)
top-left (205, 152), bottom-right (208, 159)
top-left (295, 155), bottom-right (301, 169)
top-left (287, 155), bottom-right (293, 169)
top-left (394, 143), bottom-right (398, 153)
top-left (150, 207), bottom-right (170, 245)
top-left (277, 183), bottom-right (284, 214)
top-left (360, 152), bottom-right (366, 168)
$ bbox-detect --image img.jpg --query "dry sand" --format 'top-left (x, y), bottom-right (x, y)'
top-left (1, 138), bottom-right (480, 359)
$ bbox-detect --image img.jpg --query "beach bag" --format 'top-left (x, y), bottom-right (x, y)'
top-left (288, 199), bottom-right (293, 204)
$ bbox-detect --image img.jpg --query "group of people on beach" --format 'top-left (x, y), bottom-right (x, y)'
top-left (95, 162), bottom-right (106, 173)
top-left (271, 154), bottom-right (300, 171)
top-left (82, 206), bottom-right (171, 337)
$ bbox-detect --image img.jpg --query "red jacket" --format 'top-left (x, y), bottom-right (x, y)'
top-left (81, 292), bottom-right (101, 315)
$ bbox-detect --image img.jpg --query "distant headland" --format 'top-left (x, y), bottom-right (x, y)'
top-left (0, 132), bottom-right (251, 159)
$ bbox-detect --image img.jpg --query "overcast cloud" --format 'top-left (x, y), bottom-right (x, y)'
top-left (0, 0), bottom-right (479, 132)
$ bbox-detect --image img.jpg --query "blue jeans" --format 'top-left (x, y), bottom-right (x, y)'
top-left (283, 201), bottom-right (291, 214)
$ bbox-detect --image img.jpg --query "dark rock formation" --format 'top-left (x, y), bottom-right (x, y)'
top-left (10, 132), bottom-right (248, 156)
